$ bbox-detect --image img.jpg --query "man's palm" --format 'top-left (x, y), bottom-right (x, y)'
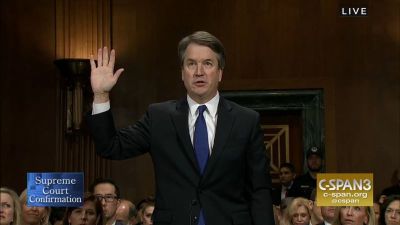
top-left (90, 47), bottom-right (124, 94)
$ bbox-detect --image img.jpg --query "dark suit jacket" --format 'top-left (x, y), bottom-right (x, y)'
top-left (87, 97), bottom-right (274, 225)
top-left (271, 184), bottom-right (297, 205)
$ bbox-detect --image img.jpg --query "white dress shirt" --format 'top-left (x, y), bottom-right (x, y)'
top-left (187, 93), bottom-right (219, 154)
top-left (92, 92), bottom-right (220, 155)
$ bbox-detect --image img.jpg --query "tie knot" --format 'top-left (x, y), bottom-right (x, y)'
top-left (198, 105), bottom-right (207, 115)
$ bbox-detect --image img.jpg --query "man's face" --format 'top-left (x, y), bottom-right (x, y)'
top-left (279, 167), bottom-right (295, 186)
top-left (94, 183), bottom-right (119, 221)
top-left (181, 43), bottom-right (222, 104)
top-left (321, 206), bottom-right (336, 223)
top-left (307, 154), bottom-right (322, 172)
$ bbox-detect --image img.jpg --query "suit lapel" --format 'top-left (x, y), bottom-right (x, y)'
top-left (202, 98), bottom-right (235, 179)
top-left (171, 98), bottom-right (200, 173)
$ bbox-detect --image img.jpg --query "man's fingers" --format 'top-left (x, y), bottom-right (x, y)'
top-left (97, 48), bottom-right (103, 66)
top-left (109, 49), bottom-right (116, 69)
top-left (90, 54), bottom-right (96, 70)
top-left (113, 68), bottom-right (124, 81)
top-left (103, 46), bottom-right (109, 66)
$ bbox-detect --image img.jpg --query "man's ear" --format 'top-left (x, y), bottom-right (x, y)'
top-left (218, 69), bottom-right (223, 82)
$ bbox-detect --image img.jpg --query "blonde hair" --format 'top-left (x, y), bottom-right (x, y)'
top-left (1, 187), bottom-right (23, 225)
top-left (281, 197), bottom-right (313, 225)
top-left (333, 206), bottom-right (375, 225)
top-left (19, 189), bottom-right (51, 225)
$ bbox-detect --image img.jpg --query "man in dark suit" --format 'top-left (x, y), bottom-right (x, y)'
top-left (271, 163), bottom-right (297, 206)
top-left (87, 31), bottom-right (274, 225)
top-left (317, 206), bottom-right (336, 225)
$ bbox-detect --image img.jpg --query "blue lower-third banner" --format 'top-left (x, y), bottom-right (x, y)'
top-left (27, 172), bottom-right (84, 207)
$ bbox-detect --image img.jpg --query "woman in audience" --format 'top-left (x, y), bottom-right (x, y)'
top-left (275, 197), bottom-right (295, 225)
top-left (19, 189), bottom-right (51, 225)
top-left (0, 187), bottom-right (22, 225)
top-left (63, 193), bottom-right (103, 225)
top-left (380, 195), bottom-right (400, 225)
top-left (136, 197), bottom-right (154, 225)
top-left (281, 197), bottom-right (315, 225)
top-left (373, 202), bottom-right (381, 225)
top-left (333, 206), bottom-right (375, 225)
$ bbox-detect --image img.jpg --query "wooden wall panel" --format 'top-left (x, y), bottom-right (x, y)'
top-left (0, 0), bottom-right (397, 201)
top-left (0, 0), bottom-right (57, 193)
top-left (55, 0), bottom-right (112, 189)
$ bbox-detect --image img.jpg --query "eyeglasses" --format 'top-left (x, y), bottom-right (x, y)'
top-left (94, 195), bottom-right (118, 202)
top-left (0, 203), bottom-right (12, 209)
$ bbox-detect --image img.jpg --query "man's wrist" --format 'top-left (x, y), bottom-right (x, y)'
top-left (93, 93), bottom-right (110, 103)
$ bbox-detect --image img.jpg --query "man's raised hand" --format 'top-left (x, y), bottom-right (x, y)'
top-left (90, 47), bottom-right (124, 103)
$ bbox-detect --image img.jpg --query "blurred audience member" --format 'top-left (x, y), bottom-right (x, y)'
top-left (380, 195), bottom-right (400, 225)
top-left (276, 197), bottom-right (295, 225)
top-left (63, 194), bottom-right (103, 225)
top-left (136, 197), bottom-right (154, 225)
top-left (115, 199), bottom-right (137, 225)
top-left (319, 206), bottom-right (336, 225)
top-left (1, 187), bottom-right (22, 225)
top-left (19, 190), bottom-right (50, 225)
top-left (49, 208), bottom-right (65, 225)
top-left (272, 163), bottom-right (297, 205)
top-left (373, 202), bottom-right (380, 225)
top-left (333, 206), bottom-right (375, 225)
top-left (310, 189), bottom-right (323, 225)
top-left (89, 178), bottom-right (120, 225)
top-left (281, 197), bottom-right (314, 225)
top-left (292, 147), bottom-right (324, 199)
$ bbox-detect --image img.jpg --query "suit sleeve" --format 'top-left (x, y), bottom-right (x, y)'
top-left (86, 109), bottom-right (151, 160)
top-left (247, 113), bottom-right (275, 225)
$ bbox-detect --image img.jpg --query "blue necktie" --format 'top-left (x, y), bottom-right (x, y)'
top-left (194, 105), bottom-right (209, 225)
top-left (194, 105), bottom-right (209, 174)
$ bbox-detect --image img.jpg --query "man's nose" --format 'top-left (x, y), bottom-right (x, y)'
top-left (194, 64), bottom-right (204, 76)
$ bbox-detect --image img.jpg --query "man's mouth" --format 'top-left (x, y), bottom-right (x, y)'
top-left (194, 81), bottom-right (206, 86)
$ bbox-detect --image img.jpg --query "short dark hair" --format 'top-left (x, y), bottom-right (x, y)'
top-left (89, 178), bottom-right (121, 198)
top-left (63, 193), bottom-right (103, 225)
top-left (280, 163), bottom-right (296, 173)
top-left (136, 196), bottom-right (155, 211)
top-left (178, 31), bottom-right (226, 69)
top-left (380, 195), bottom-right (400, 225)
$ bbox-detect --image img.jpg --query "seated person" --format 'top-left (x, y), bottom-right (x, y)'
top-left (379, 195), bottom-right (400, 225)
top-left (63, 193), bottom-right (103, 225)
top-left (1, 187), bottom-right (22, 225)
top-left (281, 197), bottom-right (315, 225)
top-left (272, 163), bottom-right (297, 205)
top-left (19, 189), bottom-right (51, 225)
top-left (292, 147), bottom-right (324, 199)
top-left (332, 206), bottom-right (375, 225)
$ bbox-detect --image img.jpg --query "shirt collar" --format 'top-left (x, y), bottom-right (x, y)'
top-left (187, 92), bottom-right (220, 118)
